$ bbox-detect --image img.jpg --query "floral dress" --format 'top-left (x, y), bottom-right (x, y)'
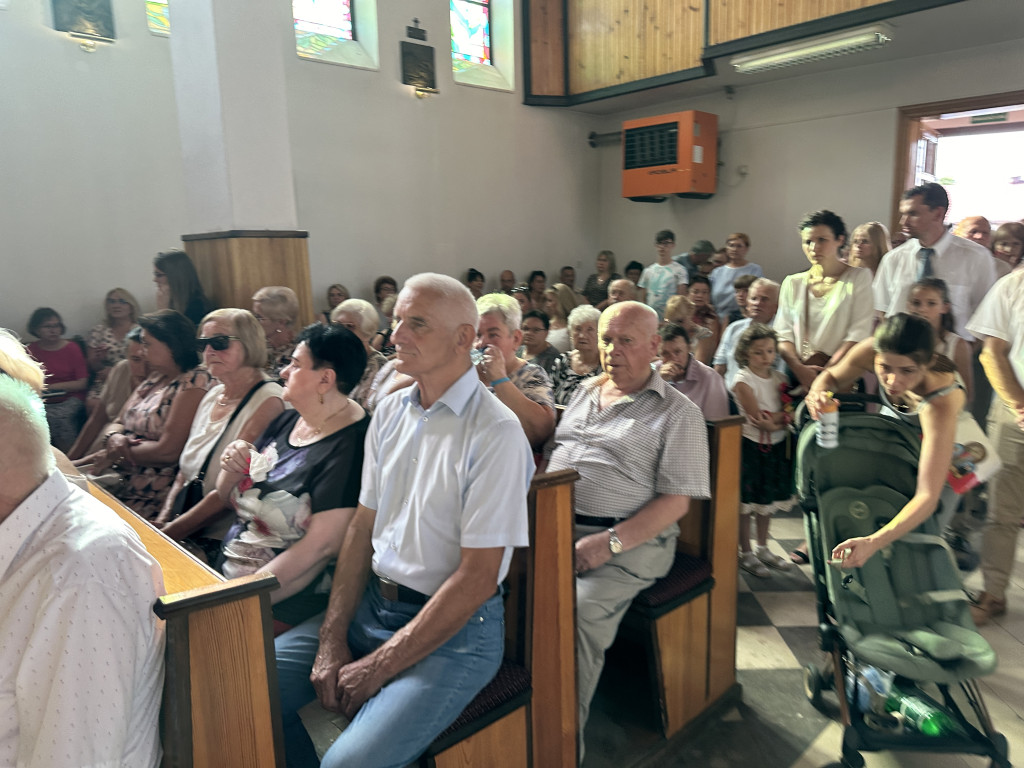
top-left (86, 323), bottom-right (131, 398)
top-left (117, 369), bottom-right (212, 518)
top-left (221, 409), bottom-right (369, 625)
top-left (549, 352), bottom-right (601, 406)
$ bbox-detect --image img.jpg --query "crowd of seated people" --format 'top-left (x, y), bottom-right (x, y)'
top-left (5, 184), bottom-right (1024, 765)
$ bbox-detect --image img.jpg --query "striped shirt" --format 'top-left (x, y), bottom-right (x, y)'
top-left (547, 370), bottom-right (710, 521)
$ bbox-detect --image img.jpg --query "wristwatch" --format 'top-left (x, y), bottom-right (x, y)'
top-left (607, 528), bottom-right (623, 555)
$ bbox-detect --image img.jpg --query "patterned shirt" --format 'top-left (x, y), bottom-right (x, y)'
top-left (639, 262), bottom-right (688, 319)
top-left (549, 351), bottom-right (601, 406)
top-left (0, 471), bottom-right (164, 768)
top-left (499, 361), bottom-right (555, 413)
top-left (547, 371), bottom-right (710, 520)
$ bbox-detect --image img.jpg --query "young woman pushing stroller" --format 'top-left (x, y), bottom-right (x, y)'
top-left (806, 313), bottom-right (965, 570)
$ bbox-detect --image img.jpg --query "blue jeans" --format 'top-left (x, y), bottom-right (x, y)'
top-left (275, 580), bottom-right (505, 768)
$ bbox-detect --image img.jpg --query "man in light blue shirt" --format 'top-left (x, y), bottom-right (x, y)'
top-left (275, 273), bottom-right (534, 768)
top-left (714, 278), bottom-right (781, 389)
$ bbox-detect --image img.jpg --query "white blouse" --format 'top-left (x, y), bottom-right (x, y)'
top-left (774, 266), bottom-right (874, 358)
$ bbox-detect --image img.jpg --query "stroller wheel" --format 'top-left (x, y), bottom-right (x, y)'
top-left (803, 664), bottom-right (823, 706)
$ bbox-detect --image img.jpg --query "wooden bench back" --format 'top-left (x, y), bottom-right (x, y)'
top-left (86, 483), bottom-right (283, 768)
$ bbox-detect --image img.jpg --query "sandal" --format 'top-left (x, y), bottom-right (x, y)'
top-left (790, 548), bottom-right (810, 565)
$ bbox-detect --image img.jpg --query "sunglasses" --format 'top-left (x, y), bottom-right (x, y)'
top-left (196, 335), bottom-right (240, 352)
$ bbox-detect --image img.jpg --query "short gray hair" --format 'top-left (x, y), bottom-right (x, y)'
top-left (252, 286), bottom-right (300, 326)
top-left (332, 298), bottom-right (380, 339)
top-left (750, 277), bottom-right (780, 297)
top-left (403, 273), bottom-right (479, 331)
top-left (476, 293), bottom-right (522, 334)
top-left (568, 304), bottom-right (600, 331)
top-left (0, 376), bottom-right (54, 477)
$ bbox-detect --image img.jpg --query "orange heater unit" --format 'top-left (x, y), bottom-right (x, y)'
top-left (622, 111), bottom-right (718, 201)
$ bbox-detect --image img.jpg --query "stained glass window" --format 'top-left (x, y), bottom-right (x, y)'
top-left (294, 0), bottom-right (355, 60)
top-left (146, 0), bottom-right (169, 36)
top-left (450, 0), bottom-right (491, 70)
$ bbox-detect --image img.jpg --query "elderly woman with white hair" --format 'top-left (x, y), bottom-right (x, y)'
top-left (475, 293), bottom-right (555, 449)
top-left (330, 298), bottom-right (387, 410)
top-left (548, 304), bottom-right (602, 406)
top-left (253, 285), bottom-right (300, 379)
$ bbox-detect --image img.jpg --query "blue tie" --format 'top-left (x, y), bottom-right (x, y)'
top-left (917, 247), bottom-right (935, 280)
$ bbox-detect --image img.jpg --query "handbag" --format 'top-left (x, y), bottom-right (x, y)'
top-left (947, 410), bottom-right (1002, 495)
top-left (169, 380), bottom-right (269, 519)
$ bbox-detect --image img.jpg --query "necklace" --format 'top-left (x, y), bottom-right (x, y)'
top-left (216, 373), bottom-right (262, 407)
top-left (292, 399), bottom-right (353, 447)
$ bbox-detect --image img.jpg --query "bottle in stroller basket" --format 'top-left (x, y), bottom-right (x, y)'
top-left (885, 684), bottom-right (967, 738)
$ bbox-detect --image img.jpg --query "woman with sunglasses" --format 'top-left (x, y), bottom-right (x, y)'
top-left (74, 310), bottom-right (212, 519)
top-left (152, 310), bottom-right (284, 558)
top-left (85, 288), bottom-right (140, 411)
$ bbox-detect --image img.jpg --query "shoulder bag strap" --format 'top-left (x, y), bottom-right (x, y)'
top-left (194, 380), bottom-right (270, 482)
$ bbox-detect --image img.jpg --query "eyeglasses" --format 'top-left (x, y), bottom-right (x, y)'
top-left (106, 297), bottom-right (130, 305)
top-left (521, 325), bottom-right (546, 333)
top-left (196, 335), bottom-right (240, 352)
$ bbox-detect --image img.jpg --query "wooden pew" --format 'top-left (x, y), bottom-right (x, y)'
top-left (621, 415), bottom-right (743, 738)
top-left (85, 483), bottom-right (284, 768)
top-left (418, 469), bottom-right (580, 768)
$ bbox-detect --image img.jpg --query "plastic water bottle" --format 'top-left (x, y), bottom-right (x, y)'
top-left (885, 684), bottom-right (966, 737)
top-left (845, 664), bottom-right (893, 713)
top-left (817, 395), bottom-right (839, 449)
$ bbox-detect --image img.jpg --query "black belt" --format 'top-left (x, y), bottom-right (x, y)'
top-left (374, 574), bottom-right (503, 604)
top-left (375, 575), bottom-right (431, 605)
top-left (574, 514), bottom-right (624, 527)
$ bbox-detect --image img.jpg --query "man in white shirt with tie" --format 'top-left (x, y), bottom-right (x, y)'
top-left (873, 182), bottom-right (996, 340)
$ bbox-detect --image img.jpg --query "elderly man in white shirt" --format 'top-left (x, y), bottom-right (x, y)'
top-left (274, 273), bottom-right (534, 768)
top-left (0, 376), bottom-right (165, 768)
top-left (874, 182), bottom-right (996, 340)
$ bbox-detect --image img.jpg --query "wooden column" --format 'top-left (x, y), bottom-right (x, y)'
top-left (183, 230), bottom-right (316, 327)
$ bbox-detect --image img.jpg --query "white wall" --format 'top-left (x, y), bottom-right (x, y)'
top-left (4, 0), bottom-right (1022, 339)
top-left (0, 0), bottom-right (187, 336)
top-left (590, 39), bottom-right (1024, 282)
top-left (0, 0), bottom-right (600, 337)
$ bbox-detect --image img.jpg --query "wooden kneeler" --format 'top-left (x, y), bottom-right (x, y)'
top-left (623, 416), bottom-right (743, 738)
top-left (422, 470), bottom-right (579, 768)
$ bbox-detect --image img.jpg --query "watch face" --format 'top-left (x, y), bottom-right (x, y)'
top-left (609, 530), bottom-right (623, 554)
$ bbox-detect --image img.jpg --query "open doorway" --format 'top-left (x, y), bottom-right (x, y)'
top-left (894, 90), bottom-right (1024, 231)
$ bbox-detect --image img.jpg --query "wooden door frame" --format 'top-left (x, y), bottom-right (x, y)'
top-left (893, 90), bottom-right (1024, 232)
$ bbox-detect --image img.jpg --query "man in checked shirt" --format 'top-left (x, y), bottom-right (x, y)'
top-left (546, 300), bottom-right (711, 749)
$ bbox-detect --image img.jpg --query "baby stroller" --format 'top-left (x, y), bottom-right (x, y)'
top-left (795, 401), bottom-right (1009, 768)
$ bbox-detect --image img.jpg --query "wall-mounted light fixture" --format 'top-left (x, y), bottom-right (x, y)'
top-left (731, 24), bottom-right (891, 75)
top-left (401, 18), bottom-right (437, 98)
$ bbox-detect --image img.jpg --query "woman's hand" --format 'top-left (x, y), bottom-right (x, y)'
top-left (220, 439), bottom-right (255, 475)
top-left (105, 432), bottom-right (139, 465)
top-left (831, 536), bottom-right (880, 570)
top-left (476, 344), bottom-right (506, 385)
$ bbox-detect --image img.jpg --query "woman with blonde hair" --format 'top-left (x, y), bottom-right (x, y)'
top-left (582, 250), bottom-right (620, 309)
top-left (321, 283), bottom-right (350, 324)
top-left (847, 221), bottom-right (892, 276)
top-left (86, 287), bottom-right (140, 409)
top-left (253, 285), bottom-right (301, 379)
top-left (543, 283), bottom-right (582, 353)
top-left (152, 308), bottom-right (285, 560)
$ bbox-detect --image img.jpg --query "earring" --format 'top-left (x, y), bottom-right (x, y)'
top-left (319, 392), bottom-right (324, 405)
